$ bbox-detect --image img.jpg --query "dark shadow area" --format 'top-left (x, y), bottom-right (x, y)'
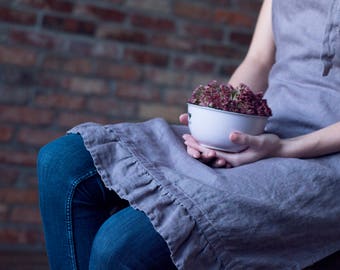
top-left (0, 250), bottom-right (49, 270)
top-left (304, 250), bottom-right (340, 270)
top-left (0, 249), bottom-right (339, 270)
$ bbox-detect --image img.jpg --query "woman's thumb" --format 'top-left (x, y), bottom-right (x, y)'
top-left (230, 132), bottom-right (260, 147)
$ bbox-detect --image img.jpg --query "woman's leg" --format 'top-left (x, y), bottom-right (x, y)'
top-left (89, 207), bottom-right (177, 270)
top-left (37, 134), bottom-right (127, 269)
top-left (38, 133), bottom-right (176, 270)
top-left (71, 173), bottom-right (128, 269)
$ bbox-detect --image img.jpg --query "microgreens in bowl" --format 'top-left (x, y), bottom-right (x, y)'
top-left (188, 80), bottom-right (271, 117)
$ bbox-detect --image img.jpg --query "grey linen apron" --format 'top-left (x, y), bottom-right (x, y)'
top-left (69, 1), bottom-right (340, 269)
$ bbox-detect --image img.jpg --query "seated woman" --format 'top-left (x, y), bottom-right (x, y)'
top-left (37, 0), bottom-right (340, 269)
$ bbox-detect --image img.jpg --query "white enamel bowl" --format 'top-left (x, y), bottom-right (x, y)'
top-left (187, 103), bottom-right (268, 152)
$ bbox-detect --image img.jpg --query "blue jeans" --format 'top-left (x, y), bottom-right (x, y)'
top-left (37, 134), bottom-right (177, 270)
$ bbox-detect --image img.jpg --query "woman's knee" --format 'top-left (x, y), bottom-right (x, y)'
top-left (37, 133), bottom-right (96, 190)
top-left (89, 207), bottom-right (176, 270)
top-left (89, 207), bottom-right (143, 268)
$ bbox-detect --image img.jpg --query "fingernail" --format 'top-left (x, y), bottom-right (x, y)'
top-left (230, 132), bottom-right (239, 141)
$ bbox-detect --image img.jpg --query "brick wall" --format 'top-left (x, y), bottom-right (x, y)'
top-left (0, 0), bottom-right (262, 253)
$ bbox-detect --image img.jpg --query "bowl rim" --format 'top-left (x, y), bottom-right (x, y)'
top-left (187, 102), bottom-right (269, 119)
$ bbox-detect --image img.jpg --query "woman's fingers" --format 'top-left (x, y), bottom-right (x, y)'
top-left (187, 146), bottom-right (200, 159)
top-left (179, 113), bottom-right (189, 125)
top-left (183, 134), bottom-right (202, 159)
top-left (183, 134), bottom-right (217, 162)
top-left (211, 158), bottom-right (228, 168)
top-left (229, 132), bottom-right (263, 148)
top-left (215, 150), bottom-right (251, 167)
top-left (183, 134), bottom-right (238, 168)
top-left (184, 135), bottom-right (214, 155)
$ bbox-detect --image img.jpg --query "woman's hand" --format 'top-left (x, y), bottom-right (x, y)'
top-left (179, 113), bottom-right (228, 167)
top-left (182, 131), bottom-right (281, 168)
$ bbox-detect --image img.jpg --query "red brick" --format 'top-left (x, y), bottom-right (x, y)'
top-left (97, 25), bottom-right (147, 44)
top-left (61, 57), bottom-right (94, 74)
top-left (42, 55), bottom-right (93, 75)
top-left (38, 72), bottom-right (105, 92)
top-left (0, 204), bottom-right (8, 222)
top-left (0, 150), bottom-right (37, 167)
top-left (74, 4), bottom-right (126, 22)
top-left (0, 67), bottom-right (36, 86)
top-left (25, 174), bottom-right (40, 188)
top-left (16, 0), bottom-right (74, 13)
top-left (0, 7), bottom-right (37, 25)
top-left (214, 10), bottom-right (255, 28)
top-left (164, 89), bottom-right (192, 105)
top-left (0, 228), bottom-right (44, 245)
top-left (85, 41), bottom-right (120, 59)
top-left (131, 14), bottom-right (175, 32)
top-left (174, 2), bottom-right (213, 21)
top-left (0, 105), bottom-right (54, 125)
top-left (230, 31), bottom-right (252, 45)
top-left (173, 57), bottom-right (215, 73)
top-left (124, 48), bottom-right (169, 67)
top-left (207, 0), bottom-right (233, 5)
top-left (182, 23), bottom-right (224, 41)
top-left (0, 188), bottom-right (38, 204)
top-left (68, 40), bottom-right (119, 59)
top-left (139, 103), bottom-right (184, 123)
top-left (35, 93), bottom-right (86, 110)
top-left (0, 45), bottom-right (37, 66)
top-left (9, 29), bottom-right (66, 50)
top-left (42, 15), bottom-right (96, 36)
top-left (17, 128), bottom-right (64, 147)
top-left (10, 206), bottom-right (42, 224)
top-left (145, 68), bottom-right (191, 88)
top-left (13, 170), bottom-right (40, 188)
top-left (95, 62), bottom-right (142, 81)
top-left (220, 64), bottom-right (239, 77)
top-left (0, 125), bottom-right (13, 141)
top-left (125, 0), bottom-right (171, 13)
top-left (36, 72), bottom-right (64, 88)
top-left (200, 43), bottom-right (245, 59)
top-left (150, 34), bottom-right (194, 52)
top-left (0, 166), bottom-right (20, 186)
top-left (115, 83), bottom-right (161, 101)
top-left (49, 0), bottom-right (74, 12)
top-left (87, 98), bottom-right (136, 118)
top-left (61, 77), bottom-right (110, 95)
top-left (235, 0), bottom-right (262, 13)
top-left (102, 0), bottom-right (124, 3)
top-left (57, 112), bottom-right (109, 128)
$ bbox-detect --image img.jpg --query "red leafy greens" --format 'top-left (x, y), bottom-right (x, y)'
top-left (188, 81), bottom-right (272, 117)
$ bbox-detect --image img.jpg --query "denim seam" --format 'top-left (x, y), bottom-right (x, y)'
top-left (65, 169), bottom-right (98, 270)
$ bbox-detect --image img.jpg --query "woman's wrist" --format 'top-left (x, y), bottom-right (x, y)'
top-left (271, 137), bottom-right (304, 158)
top-left (272, 138), bottom-right (293, 158)
top-left (271, 134), bottom-right (322, 159)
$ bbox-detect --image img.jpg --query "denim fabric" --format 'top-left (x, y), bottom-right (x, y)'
top-left (37, 134), bottom-right (176, 270)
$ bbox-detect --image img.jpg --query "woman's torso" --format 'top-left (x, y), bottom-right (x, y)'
top-left (265, 0), bottom-right (340, 138)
